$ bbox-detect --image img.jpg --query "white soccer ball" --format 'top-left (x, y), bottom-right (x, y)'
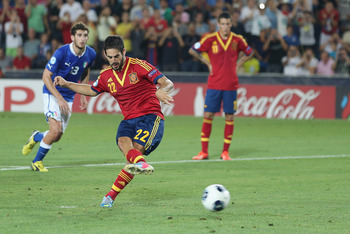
top-left (201, 184), bottom-right (231, 211)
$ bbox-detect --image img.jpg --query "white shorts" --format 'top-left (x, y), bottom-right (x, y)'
top-left (43, 93), bottom-right (73, 133)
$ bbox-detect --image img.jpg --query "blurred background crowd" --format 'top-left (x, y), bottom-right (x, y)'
top-left (0, 0), bottom-right (349, 77)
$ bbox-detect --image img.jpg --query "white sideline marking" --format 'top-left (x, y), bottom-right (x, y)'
top-left (1, 154), bottom-right (350, 171)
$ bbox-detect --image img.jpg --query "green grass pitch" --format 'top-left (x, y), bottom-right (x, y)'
top-left (1, 112), bottom-right (349, 233)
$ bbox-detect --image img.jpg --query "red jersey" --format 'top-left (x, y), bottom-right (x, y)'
top-left (91, 57), bottom-right (164, 120)
top-left (193, 32), bottom-right (252, 90)
top-left (319, 9), bottom-right (339, 35)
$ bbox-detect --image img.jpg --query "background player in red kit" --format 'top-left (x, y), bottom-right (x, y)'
top-left (54, 35), bottom-right (174, 208)
top-left (189, 12), bottom-right (253, 161)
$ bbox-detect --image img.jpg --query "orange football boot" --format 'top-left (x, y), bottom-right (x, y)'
top-left (192, 151), bottom-right (209, 160)
top-left (221, 151), bottom-right (232, 160)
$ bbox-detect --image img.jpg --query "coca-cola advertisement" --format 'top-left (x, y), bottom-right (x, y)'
top-left (72, 83), bottom-right (336, 120)
top-left (0, 79), bottom-right (336, 119)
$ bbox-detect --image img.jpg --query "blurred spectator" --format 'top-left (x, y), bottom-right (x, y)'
top-left (251, 3), bottom-right (271, 46)
top-left (50, 38), bottom-right (62, 53)
top-left (320, 33), bottom-right (343, 59)
top-left (4, 10), bottom-right (23, 58)
top-left (146, 0), bottom-right (160, 9)
top-left (14, 0), bottom-right (28, 34)
top-left (159, 0), bottom-right (173, 26)
top-left (338, 0), bottom-right (350, 34)
top-left (59, 0), bottom-right (84, 23)
top-left (342, 29), bottom-right (350, 52)
top-left (96, 6), bottom-right (117, 51)
top-left (93, 48), bottom-right (109, 70)
top-left (263, 28), bottom-right (288, 73)
top-left (318, 1), bottom-right (340, 46)
top-left (0, 47), bottom-right (12, 76)
top-left (12, 46), bottom-right (31, 70)
top-left (180, 22), bottom-right (201, 72)
top-left (299, 11), bottom-right (316, 53)
top-left (230, 10), bottom-right (245, 35)
top-left (47, 0), bottom-right (63, 41)
top-left (25, 0), bottom-right (50, 37)
top-left (0, 0), bottom-right (12, 26)
top-left (282, 45), bottom-right (303, 75)
top-left (297, 48), bottom-right (319, 75)
top-left (32, 32), bottom-right (51, 68)
top-left (253, 28), bottom-right (269, 72)
top-left (57, 12), bottom-right (72, 44)
top-left (208, 7), bottom-right (222, 31)
top-left (283, 24), bottom-right (299, 47)
top-left (231, 0), bottom-right (243, 11)
top-left (115, 11), bottom-right (134, 56)
top-left (240, 0), bottom-right (259, 43)
top-left (158, 26), bottom-right (184, 71)
top-left (82, 0), bottom-right (98, 23)
top-left (77, 14), bottom-right (97, 49)
top-left (23, 28), bottom-right (40, 61)
top-left (276, 0), bottom-right (298, 37)
top-left (194, 12), bottom-right (209, 37)
top-left (332, 47), bottom-right (350, 74)
top-left (187, 0), bottom-right (209, 23)
top-left (143, 26), bottom-right (158, 67)
top-left (140, 7), bottom-right (152, 30)
top-left (95, 0), bottom-right (113, 16)
top-left (317, 50), bottom-right (335, 75)
top-left (242, 54), bottom-right (260, 74)
top-left (149, 9), bottom-right (168, 35)
top-left (130, 0), bottom-right (154, 21)
top-left (172, 11), bottom-right (189, 36)
top-left (115, 0), bottom-right (133, 22)
top-left (173, 3), bottom-right (190, 24)
top-left (130, 20), bottom-right (146, 59)
top-left (265, 0), bottom-right (278, 29)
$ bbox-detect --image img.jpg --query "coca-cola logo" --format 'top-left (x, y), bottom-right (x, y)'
top-left (237, 88), bottom-right (321, 119)
top-left (86, 88), bottom-right (181, 115)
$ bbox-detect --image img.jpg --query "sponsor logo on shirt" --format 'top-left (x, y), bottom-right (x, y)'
top-left (129, 72), bottom-right (139, 84)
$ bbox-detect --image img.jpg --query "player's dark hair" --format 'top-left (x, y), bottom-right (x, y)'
top-left (218, 12), bottom-right (231, 21)
top-left (71, 22), bottom-right (89, 36)
top-left (104, 35), bottom-right (125, 53)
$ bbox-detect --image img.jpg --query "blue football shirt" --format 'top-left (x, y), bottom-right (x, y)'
top-left (43, 43), bottom-right (96, 102)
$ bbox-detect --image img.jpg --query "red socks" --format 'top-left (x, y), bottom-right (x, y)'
top-left (106, 149), bottom-right (145, 200)
top-left (125, 149), bottom-right (145, 164)
top-left (106, 169), bottom-right (134, 200)
top-left (201, 118), bottom-right (213, 154)
top-left (223, 120), bottom-right (234, 152)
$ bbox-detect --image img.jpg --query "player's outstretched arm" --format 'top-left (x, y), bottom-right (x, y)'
top-left (54, 76), bottom-right (98, 97)
top-left (156, 76), bottom-right (174, 105)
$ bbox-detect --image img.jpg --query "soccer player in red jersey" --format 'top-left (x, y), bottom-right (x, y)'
top-left (189, 12), bottom-right (253, 160)
top-left (54, 35), bottom-right (174, 208)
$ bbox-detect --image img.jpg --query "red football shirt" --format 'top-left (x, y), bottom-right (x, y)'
top-left (91, 57), bottom-right (164, 120)
top-left (193, 32), bottom-right (252, 90)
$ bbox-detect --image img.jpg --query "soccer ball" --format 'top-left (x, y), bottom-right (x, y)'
top-left (201, 184), bottom-right (230, 211)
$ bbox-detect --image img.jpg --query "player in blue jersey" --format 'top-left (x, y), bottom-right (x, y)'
top-left (22, 22), bottom-right (96, 172)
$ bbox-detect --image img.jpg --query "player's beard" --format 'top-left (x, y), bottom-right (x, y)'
top-left (112, 56), bottom-right (125, 71)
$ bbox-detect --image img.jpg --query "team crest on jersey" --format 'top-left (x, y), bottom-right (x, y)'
top-left (83, 62), bottom-right (88, 68)
top-left (129, 72), bottom-right (139, 84)
top-left (231, 41), bottom-right (237, 50)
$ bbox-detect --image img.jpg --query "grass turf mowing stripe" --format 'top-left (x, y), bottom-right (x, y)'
top-left (1, 154), bottom-right (350, 171)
